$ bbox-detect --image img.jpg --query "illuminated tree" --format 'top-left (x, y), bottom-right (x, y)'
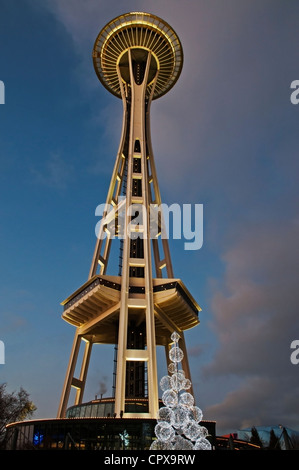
top-left (150, 332), bottom-right (211, 450)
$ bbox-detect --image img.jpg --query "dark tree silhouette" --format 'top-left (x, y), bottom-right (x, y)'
top-left (250, 426), bottom-right (264, 448)
top-left (0, 383), bottom-right (36, 447)
top-left (268, 429), bottom-right (281, 450)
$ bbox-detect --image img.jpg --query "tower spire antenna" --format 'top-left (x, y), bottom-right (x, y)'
top-left (57, 12), bottom-right (200, 422)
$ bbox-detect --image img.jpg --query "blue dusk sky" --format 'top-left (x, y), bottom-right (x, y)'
top-left (0, 0), bottom-right (299, 435)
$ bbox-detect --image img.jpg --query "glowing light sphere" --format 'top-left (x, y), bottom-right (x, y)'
top-left (160, 375), bottom-right (171, 391)
top-left (170, 405), bottom-right (189, 429)
top-left (183, 378), bottom-right (192, 390)
top-left (150, 439), bottom-right (173, 450)
top-left (154, 421), bottom-right (175, 442)
top-left (197, 425), bottom-right (209, 438)
top-left (179, 392), bottom-right (194, 407)
top-left (171, 331), bottom-right (181, 343)
top-left (170, 371), bottom-right (186, 391)
top-left (188, 406), bottom-right (203, 423)
top-left (193, 437), bottom-right (212, 450)
top-left (183, 421), bottom-right (202, 441)
top-left (172, 435), bottom-right (194, 450)
top-left (169, 346), bottom-right (184, 363)
top-left (162, 389), bottom-right (178, 408)
top-left (168, 363), bottom-right (177, 374)
top-left (158, 406), bottom-right (174, 423)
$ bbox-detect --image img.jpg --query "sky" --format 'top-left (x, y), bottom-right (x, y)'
top-left (0, 0), bottom-right (299, 436)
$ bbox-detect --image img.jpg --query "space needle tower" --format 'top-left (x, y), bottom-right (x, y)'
top-left (58, 12), bottom-right (200, 422)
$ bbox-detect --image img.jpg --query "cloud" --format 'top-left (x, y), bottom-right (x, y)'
top-left (43, 0), bottom-right (123, 92)
top-left (44, 0), bottom-right (107, 49)
top-left (188, 344), bottom-right (205, 357)
top-left (205, 377), bottom-right (276, 430)
top-left (203, 219), bottom-right (299, 430)
top-left (1, 313), bottom-right (28, 335)
top-left (31, 152), bottom-right (74, 190)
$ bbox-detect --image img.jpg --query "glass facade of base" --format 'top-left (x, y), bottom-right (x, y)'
top-left (5, 398), bottom-right (217, 450)
top-left (5, 418), bottom-right (157, 450)
top-left (5, 416), bottom-right (263, 450)
top-left (66, 398), bottom-right (149, 418)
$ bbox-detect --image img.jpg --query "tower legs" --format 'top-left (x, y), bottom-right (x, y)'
top-left (57, 332), bottom-right (80, 418)
top-left (57, 333), bottom-right (92, 418)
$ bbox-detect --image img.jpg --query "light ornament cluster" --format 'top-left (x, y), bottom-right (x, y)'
top-left (150, 332), bottom-right (212, 451)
